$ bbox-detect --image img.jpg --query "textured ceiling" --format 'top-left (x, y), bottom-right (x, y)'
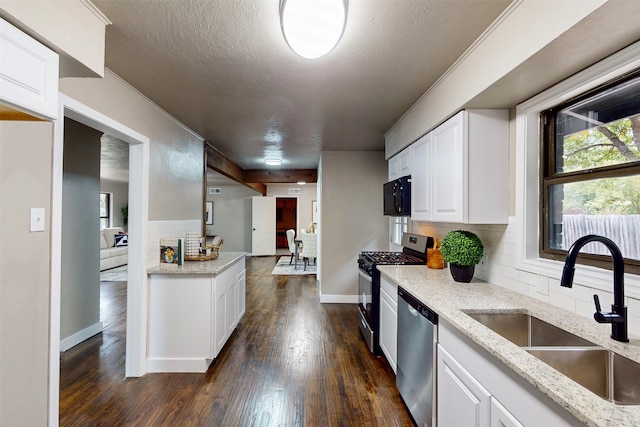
top-left (94, 0), bottom-right (510, 173)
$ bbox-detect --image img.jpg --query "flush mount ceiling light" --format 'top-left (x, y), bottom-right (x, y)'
top-left (280, 0), bottom-right (348, 59)
top-left (265, 158), bottom-right (282, 166)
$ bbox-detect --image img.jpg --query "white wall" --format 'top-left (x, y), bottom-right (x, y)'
top-left (60, 118), bottom-right (102, 343)
top-left (319, 151), bottom-right (388, 302)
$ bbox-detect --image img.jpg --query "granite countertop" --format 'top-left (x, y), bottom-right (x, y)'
top-left (147, 252), bottom-right (246, 276)
top-left (377, 265), bottom-right (640, 427)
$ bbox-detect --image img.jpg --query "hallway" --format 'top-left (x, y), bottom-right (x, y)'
top-left (59, 256), bottom-right (412, 426)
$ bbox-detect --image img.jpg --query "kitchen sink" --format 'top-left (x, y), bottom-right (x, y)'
top-left (466, 312), bottom-right (596, 347)
top-left (465, 311), bottom-right (640, 405)
top-left (527, 347), bottom-right (640, 405)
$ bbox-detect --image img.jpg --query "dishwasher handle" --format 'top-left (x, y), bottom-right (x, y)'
top-left (399, 286), bottom-right (438, 324)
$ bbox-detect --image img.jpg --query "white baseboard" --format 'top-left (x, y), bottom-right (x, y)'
top-left (147, 357), bottom-right (212, 373)
top-left (319, 294), bottom-right (358, 304)
top-left (60, 321), bottom-right (103, 351)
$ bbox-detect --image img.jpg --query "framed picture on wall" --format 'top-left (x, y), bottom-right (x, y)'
top-left (312, 200), bottom-right (318, 223)
top-left (206, 201), bottom-right (214, 225)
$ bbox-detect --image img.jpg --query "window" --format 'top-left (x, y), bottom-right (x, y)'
top-left (100, 192), bottom-right (111, 229)
top-left (390, 216), bottom-right (409, 246)
top-left (540, 70), bottom-right (640, 273)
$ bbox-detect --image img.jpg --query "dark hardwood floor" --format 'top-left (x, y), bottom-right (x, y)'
top-left (60, 256), bottom-right (413, 426)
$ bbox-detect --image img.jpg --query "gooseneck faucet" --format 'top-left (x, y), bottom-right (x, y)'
top-left (560, 235), bottom-right (628, 342)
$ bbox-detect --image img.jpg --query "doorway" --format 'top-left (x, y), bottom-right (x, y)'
top-left (50, 95), bottom-right (149, 424)
top-left (276, 197), bottom-right (298, 249)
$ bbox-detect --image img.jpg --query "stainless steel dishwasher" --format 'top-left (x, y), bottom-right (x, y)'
top-left (397, 286), bottom-right (438, 427)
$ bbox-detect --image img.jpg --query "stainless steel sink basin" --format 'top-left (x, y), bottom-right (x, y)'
top-left (527, 347), bottom-right (640, 405)
top-left (465, 312), bottom-right (640, 405)
top-left (466, 312), bottom-right (596, 347)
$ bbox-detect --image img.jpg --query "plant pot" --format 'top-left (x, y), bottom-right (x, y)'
top-left (449, 263), bottom-right (475, 283)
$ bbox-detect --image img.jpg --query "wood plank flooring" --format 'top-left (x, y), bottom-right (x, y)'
top-left (60, 256), bottom-right (413, 426)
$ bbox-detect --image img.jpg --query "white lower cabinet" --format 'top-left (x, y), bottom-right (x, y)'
top-left (379, 275), bottom-right (398, 373)
top-left (437, 320), bottom-right (585, 427)
top-left (237, 268), bottom-right (246, 320)
top-left (490, 398), bottom-right (524, 427)
top-left (438, 345), bottom-right (491, 427)
top-left (148, 256), bottom-right (246, 373)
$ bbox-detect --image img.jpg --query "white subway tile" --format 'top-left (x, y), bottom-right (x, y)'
top-left (549, 291), bottom-right (576, 312)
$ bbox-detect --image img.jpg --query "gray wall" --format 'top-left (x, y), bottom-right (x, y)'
top-left (319, 151), bottom-right (388, 298)
top-left (60, 118), bottom-right (102, 341)
top-left (59, 70), bottom-right (204, 222)
top-left (204, 176), bottom-right (318, 253)
top-left (101, 179), bottom-right (129, 229)
top-left (205, 172), bottom-right (261, 253)
top-left (0, 120), bottom-right (53, 426)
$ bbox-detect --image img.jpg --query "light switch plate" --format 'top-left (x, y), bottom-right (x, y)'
top-left (30, 208), bottom-right (45, 232)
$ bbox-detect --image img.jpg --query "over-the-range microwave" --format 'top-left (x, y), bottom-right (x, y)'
top-left (383, 176), bottom-right (411, 216)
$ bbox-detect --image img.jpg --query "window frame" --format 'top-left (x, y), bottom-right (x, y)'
top-left (100, 192), bottom-right (112, 229)
top-left (539, 70), bottom-right (640, 274)
top-left (390, 215), bottom-right (409, 246)
top-left (516, 41), bottom-right (640, 296)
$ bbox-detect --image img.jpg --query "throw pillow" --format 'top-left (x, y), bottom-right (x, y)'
top-left (114, 233), bottom-right (128, 247)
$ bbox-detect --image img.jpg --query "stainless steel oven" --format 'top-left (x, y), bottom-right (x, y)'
top-left (358, 268), bottom-right (375, 353)
top-left (357, 233), bottom-right (433, 355)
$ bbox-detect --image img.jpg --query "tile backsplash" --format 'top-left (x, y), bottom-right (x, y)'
top-left (413, 217), bottom-right (640, 336)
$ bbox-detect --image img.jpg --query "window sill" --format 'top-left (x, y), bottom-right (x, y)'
top-left (516, 255), bottom-right (640, 300)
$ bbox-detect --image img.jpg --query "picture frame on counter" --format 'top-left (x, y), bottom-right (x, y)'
top-left (206, 201), bottom-right (214, 225)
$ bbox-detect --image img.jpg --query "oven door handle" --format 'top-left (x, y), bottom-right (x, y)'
top-left (359, 270), bottom-right (373, 282)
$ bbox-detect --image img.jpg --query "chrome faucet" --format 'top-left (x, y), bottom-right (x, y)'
top-left (560, 234), bottom-right (629, 343)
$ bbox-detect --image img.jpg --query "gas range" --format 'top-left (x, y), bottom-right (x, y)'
top-left (357, 251), bottom-right (425, 275)
top-left (357, 233), bottom-right (434, 355)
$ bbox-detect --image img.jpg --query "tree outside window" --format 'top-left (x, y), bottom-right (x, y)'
top-left (542, 71), bottom-right (640, 271)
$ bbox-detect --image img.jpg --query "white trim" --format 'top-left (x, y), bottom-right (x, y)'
top-left (60, 322), bottom-right (103, 352)
top-left (146, 358), bottom-right (212, 373)
top-left (50, 94), bottom-right (150, 426)
top-left (319, 294), bottom-right (358, 304)
top-left (81, 0), bottom-right (112, 25)
top-left (105, 69), bottom-right (204, 141)
top-left (515, 40), bottom-right (640, 301)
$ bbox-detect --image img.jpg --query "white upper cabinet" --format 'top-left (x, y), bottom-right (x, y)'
top-left (0, 18), bottom-right (59, 120)
top-left (410, 133), bottom-right (431, 221)
top-left (411, 109), bottom-right (509, 224)
top-left (388, 146), bottom-right (411, 181)
top-left (431, 112), bottom-right (466, 222)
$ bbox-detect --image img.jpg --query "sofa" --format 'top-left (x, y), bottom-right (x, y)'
top-left (100, 227), bottom-right (128, 271)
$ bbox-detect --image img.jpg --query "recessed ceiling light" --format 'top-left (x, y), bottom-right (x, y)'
top-left (265, 158), bottom-right (282, 166)
top-left (280, 0), bottom-right (348, 59)
top-left (297, 181), bottom-right (306, 185)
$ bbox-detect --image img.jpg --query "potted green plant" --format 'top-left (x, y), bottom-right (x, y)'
top-left (440, 230), bottom-right (484, 282)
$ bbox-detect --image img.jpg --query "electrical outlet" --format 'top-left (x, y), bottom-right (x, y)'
top-left (478, 251), bottom-right (488, 272)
